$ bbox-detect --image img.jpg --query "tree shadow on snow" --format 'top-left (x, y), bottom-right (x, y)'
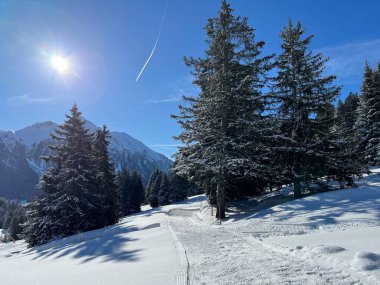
top-left (28, 223), bottom-right (143, 263)
top-left (251, 186), bottom-right (380, 226)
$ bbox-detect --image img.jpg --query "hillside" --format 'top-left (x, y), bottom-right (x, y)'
top-left (0, 121), bottom-right (173, 200)
top-left (1, 172), bottom-right (380, 284)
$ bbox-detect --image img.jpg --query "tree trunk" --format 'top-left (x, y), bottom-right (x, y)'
top-left (216, 179), bottom-right (226, 219)
top-left (292, 161), bottom-right (302, 198)
top-left (293, 178), bottom-right (301, 198)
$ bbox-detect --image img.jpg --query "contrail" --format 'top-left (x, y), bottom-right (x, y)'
top-left (136, 1), bottom-right (168, 82)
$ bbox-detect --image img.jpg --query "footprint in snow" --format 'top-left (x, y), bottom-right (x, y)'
top-left (353, 251), bottom-right (380, 271)
top-left (313, 245), bottom-right (346, 254)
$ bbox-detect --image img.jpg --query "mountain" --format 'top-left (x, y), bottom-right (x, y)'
top-left (0, 121), bottom-right (173, 200)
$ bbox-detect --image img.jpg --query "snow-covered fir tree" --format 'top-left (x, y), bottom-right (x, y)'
top-left (24, 105), bottom-right (118, 246)
top-left (172, 0), bottom-right (272, 218)
top-left (146, 169), bottom-right (162, 208)
top-left (118, 169), bottom-right (144, 215)
top-left (93, 125), bottom-right (121, 225)
top-left (129, 171), bottom-right (144, 214)
top-left (0, 198), bottom-right (25, 242)
top-left (355, 64), bottom-right (373, 168)
top-left (336, 93), bottom-right (360, 140)
top-left (269, 20), bottom-right (340, 198)
top-left (168, 173), bottom-right (191, 203)
top-left (331, 93), bottom-right (361, 184)
top-left (158, 174), bottom-right (170, 206)
top-left (357, 63), bottom-right (380, 166)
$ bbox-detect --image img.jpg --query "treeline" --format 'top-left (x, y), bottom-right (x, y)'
top-left (21, 105), bottom-right (194, 247)
top-left (146, 169), bottom-right (200, 208)
top-left (0, 198), bottom-right (25, 242)
top-left (23, 105), bottom-right (121, 246)
top-left (18, 105), bottom-right (190, 246)
top-left (172, 0), bottom-right (377, 218)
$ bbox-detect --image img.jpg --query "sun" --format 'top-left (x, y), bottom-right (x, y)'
top-left (50, 55), bottom-right (70, 74)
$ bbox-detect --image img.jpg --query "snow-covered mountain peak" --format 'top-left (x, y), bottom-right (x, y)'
top-left (0, 120), bottom-right (172, 199)
top-left (83, 119), bottom-right (99, 133)
top-left (15, 121), bottom-right (57, 147)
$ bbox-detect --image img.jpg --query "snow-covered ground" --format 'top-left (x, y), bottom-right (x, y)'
top-left (0, 211), bottom-right (183, 285)
top-left (167, 172), bottom-right (380, 284)
top-left (1, 172), bottom-right (380, 284)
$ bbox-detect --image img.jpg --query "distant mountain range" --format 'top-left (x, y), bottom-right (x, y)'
top-left (0, 120), bottom-right (173, 200)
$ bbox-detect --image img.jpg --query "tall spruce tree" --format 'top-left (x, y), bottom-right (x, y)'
top-left (93, 125), bottom-right (121, 225)
top-left (363, 63), bottom-right (380, 166)
top-left (332, 93), bottom-right (361, 184)
top-left (118, 169), bottom-right (131, 215)
top-left (146, 169), bottom-right (162, 208)
top-left (172, 0), bottom-right (272, 218)
top-left (118, 169), bottom-right (144, 215)
top-left (129, 171), bottom-right (144, 213)
top-left (169, 173), bottom-right (189, 203)
top-left (158, 174), bottom-right (170, 206)
top-left (24, 105), bottom-right (105, 246)
top-left (355, 63), bottom-right (373, 168)
top-left (269, 20), bottom-right (340, 198)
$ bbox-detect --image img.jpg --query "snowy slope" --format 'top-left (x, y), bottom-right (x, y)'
top-left (168, 173), bottom-right (380, 284)
top-left (0, 211), bottom-right (183, 285)
top-left (2, 173), bottom-right (380, 284)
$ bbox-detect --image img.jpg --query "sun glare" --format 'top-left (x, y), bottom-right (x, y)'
top-left (50, 55), bottom-right (70, 74)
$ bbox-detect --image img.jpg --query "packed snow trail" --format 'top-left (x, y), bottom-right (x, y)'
top-left (168, 209), bottom-right (362, 285)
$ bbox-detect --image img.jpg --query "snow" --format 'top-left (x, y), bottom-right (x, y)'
top-left (4, 120), bottom-right (169, 163)
top-left (15, 121), bottom-right (56, 147)
top-left (168, 171), bottom-right (380, 284)
top-left (1, 173), bottom-right (380, 284)
top-left (109, 131), bottom-right (165, 161)
top-left (0, 120), bottom-right (172, 190)
top-left (0, 211), bottom-right (182, 285)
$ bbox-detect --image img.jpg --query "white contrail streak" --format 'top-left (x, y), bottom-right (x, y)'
top-left (135, 1), bottom-right (168, 82)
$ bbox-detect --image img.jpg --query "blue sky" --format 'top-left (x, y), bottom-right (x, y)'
top-left (1, 0), bottom-right (380, 158)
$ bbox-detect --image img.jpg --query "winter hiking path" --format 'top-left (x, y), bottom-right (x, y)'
top-left (167, 181), bottom-right (380, 285)
top-left (168, 208), bottom-right (363, 285)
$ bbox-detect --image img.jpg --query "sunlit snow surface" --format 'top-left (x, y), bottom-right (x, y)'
top-left (1, 171), bottom-right (380, 284)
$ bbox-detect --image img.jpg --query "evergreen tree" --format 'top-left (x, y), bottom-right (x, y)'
top-left (355, 64), bottom-right (372, 168)
top-left (118, 169), bottom-right (144, 215)
top-left (129, 171), bottom-right (144, 213)
top-left (169, 173), bottom-right (189, 203)
top-left (336, 93), bottom-right (360, 138)
top-left (364, 63), bottom-right (380, 166)
top-left (172, 0), bottom-right (272, 218)
top-left (0, 199), bottom-right (25, 242)
top-left (269, 20), bottom-right (340, 198)
top-left (24, 168), bottom-right (62, 246)
top-left (332, 93), bottom-right (361, 184)
top-left (93, 125), bottom-right (121, 225)
top-left (8, 208), bottom-right (25, 241)
top-left (158, 174), bottom-right (170, 206)
top-left (146, 169), bottom-right (161, 208)
top-left (24, 104), bottom-right (106, 246)
top-left (354, 62), bottom-right (380, 169)
top-left (118, 168), bottom-right (131, 215)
